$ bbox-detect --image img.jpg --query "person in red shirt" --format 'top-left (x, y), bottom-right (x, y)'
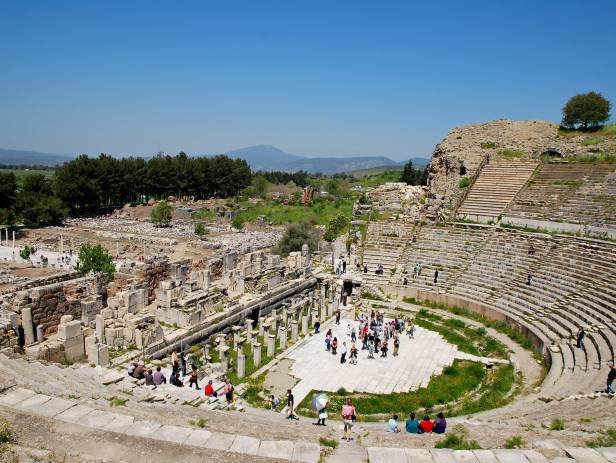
top-left (419, 415), bottom-right (434, 433)
top-left (204, 380), bottom-right (217, 397)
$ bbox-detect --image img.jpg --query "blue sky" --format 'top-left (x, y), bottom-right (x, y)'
top-left (1, 1), bottom-right (615, 161)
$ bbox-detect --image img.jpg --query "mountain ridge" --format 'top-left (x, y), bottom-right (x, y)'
top-left (0, 145), bottom-right (428, 174)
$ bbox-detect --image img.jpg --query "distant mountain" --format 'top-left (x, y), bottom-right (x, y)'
top-left (0, 144), bottom-right (429, 174)
top-left (225, 144), bottom-right (428, 174)
top-left (0, 148), bottom-right (73, 166)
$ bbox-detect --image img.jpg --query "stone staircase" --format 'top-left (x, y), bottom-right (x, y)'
top-left (457, 161), bottom-right (538, 222)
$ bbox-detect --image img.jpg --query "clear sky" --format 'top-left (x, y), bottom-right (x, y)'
top-left (1, 0), bottom-right (615, 161)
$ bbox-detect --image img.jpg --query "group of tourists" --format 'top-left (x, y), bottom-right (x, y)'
top-left (125, 349), bottom-right (237, 405)
top-left (388, 412), bottom-right (447, 434)
top-left (324, 310), bottom-right (414, 365)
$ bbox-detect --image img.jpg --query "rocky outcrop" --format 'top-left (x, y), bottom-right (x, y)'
top-left (425, 119), bottom-right (616, 218)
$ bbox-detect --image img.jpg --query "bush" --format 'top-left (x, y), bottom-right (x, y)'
top-left (480, 142), bottom-right (497, 149)
top-left (150, 201), bottom-right (173, 227)
top-left (435, 425), bottom-right (481, 450)
top-left (19, 245), bottom-right (36, 264)
top-left (323, 213), bottom-right (349, 242)
top-left (458, 177), bottom-right (471, 188)
top-left (194, 223), bottom-right (208, 236)
top-left (505, 435), bottom-right (525, 449)
top-left (549, 418), bottom-right (565, 431)
top-left (231, 215), bottom-right (244, 230)
top-left (0, 419), bottom-right (16, 444)
top-left (586, 428), bottom-right (616, 448)
top-left (75, 243), bottom-right (115, 281)
top-left (319, 437), bottom-right (338, 449)
top-left (273, 222), bottom-right (318, 256)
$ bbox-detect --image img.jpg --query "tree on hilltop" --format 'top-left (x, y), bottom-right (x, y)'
top-left (562, 92), bottom-right (611, 130)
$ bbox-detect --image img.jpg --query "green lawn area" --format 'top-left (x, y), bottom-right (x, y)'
top-left (234, 198), bottom-right (355, 226)
top-left (296, 310), bottom-right (514, 418)
top-left (356, 169), bottom-right (403, 188)
top-left (558, 123), bottom-right (616, 139)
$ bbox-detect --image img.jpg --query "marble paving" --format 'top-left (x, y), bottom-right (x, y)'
top-left (288, 315), bottom-right (503, 404)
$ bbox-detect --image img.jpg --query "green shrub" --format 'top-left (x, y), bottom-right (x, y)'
top-left (505, 435), bottom-right (524, 449)
top-left (586, 428), bottom-right (616, 447)
top-left (190, 418), bottom-right (208, 428)
top-left (549, 418), bottom-right (565, 431)
top-left (435, 425), bottom-right (481, 450)
top-left (459, 177), bottom-right (471, 188)
top-left (0, 420), bottom-right (16, 444)
top-left (194, 223), bottom-right (208, 236)
top-left (480, 142), bottom-right (497, 149)
top-left (319, 437), bottom-right (338, 449)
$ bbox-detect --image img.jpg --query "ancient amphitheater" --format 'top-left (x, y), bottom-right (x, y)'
top-left (1, 120), bottom-right (615, 463)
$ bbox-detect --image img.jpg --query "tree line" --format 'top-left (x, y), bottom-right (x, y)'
top-left (1, 152), bottom-right (252, 227)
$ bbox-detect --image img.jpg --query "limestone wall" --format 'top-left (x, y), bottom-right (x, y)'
top-left (5, 274), bottom-right (107, 336)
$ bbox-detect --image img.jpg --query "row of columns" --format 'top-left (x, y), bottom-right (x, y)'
top-left (0, 229), bottom-right (16, 248)
top-left (211, 289), bottom-right (331, 379)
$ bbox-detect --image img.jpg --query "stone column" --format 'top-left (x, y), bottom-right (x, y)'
top-left (250, 330), bottom-right (259, 352)
top-left (258, 317), bottom-right (265, 337)
top-left (253, 342), bottom-right (262, 367)
top-left (263, 322), bottom-right (271, 337)
top-left (235, 337), bottom-right (245, 353)
top-left (36, 325), bottom-right (44, 343)
top-left (22, 307), bottom-right (35, 345)
top-left (279, 327), bottom-right (287, 350)
top-left (232, 325), bottom-right (242, 345)
top-left (218, 345), bottom-right (229, 372)
top-left (245, 319), bottom-right (253, 342)
top-left (267, 334), bottom-right (275, 357)
top-left (12, 231), bottom-right (15, 248)
top-left (291, 320), bottom-right (299, 343)
top-left (237, 352), bottom-right (246, 378)
top-left (95, 314), bottom-right (105, 344)
top-left (302, 315), bottom-right (309, 336)
top-left (320, 301), bottom-right (327, 322)
top-left (320, 286), bottom-right (326, 318)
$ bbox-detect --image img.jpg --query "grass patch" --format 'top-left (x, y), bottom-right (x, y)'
top-left (108, 397), bottom-right (129, 407)
top-left (0, 419), bottom-right (16, 444)
top-left (480, 142), bottom-right (498, 149)
top-left (505, 435), bottom-right (525, 449)
top-left (458, 177), bottom-right (471, 188)
top-left (582, 137), bottom-right (601, 146)
top-left (435, 424), bottom-right (481, 449)
top-left (298, 359), bottom-right (485, 417)
top-left (405, 298), bottom-right (535, 351)
top-left (233, 197), bottom-right (354, 226)
top-left (586, 428), bottom-right (616, 447)
top-left (549, 418), bottom-right (565, 431)
top-left (558, 124), bottom-right (616, 139)
top-left (499, 149), bottom-right (525, 159)
top-left (190, 418), bottom-right (208, 428)
top-left (551, 179), bottom-right (583, 187)
top-left (192, 208), bottom-right (217, 220)
top-left (361, 291), bottom-right (384, 301)
top-left (319, 437), bottom-right (339, 449)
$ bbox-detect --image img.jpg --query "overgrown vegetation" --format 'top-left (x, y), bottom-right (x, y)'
top-left (189, 418), bottom-right (208, 428)
top-left (298, 359), bottom-right (486, 417)
top-left (458, 177), bottom-right (471, 188)
top-left (549, 418), bottom-right (565, 431)
top-left (319, 437), bottom-right (338, 449)
top-left (505, 435), bottom-right (525, 449)
top-left (151, 200), bottom-right (173, 227)
top-left (274, 222), bottom-right (319, 256)
top-left (434, 424), bottom-right (481, 449)
top-left (480, 142), bottom-right (498, 149)
top-left (75, 243), bottom-right (116, 281)
top-left (499, 149), bottom-right (525, 159)
top-left (586, 428), bottom-right (616, 448)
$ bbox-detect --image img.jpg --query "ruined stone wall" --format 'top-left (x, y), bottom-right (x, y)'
top-left (132, 258), bottom-right (171, 303)
top-left (6, 274), bottom-right (107, 336)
